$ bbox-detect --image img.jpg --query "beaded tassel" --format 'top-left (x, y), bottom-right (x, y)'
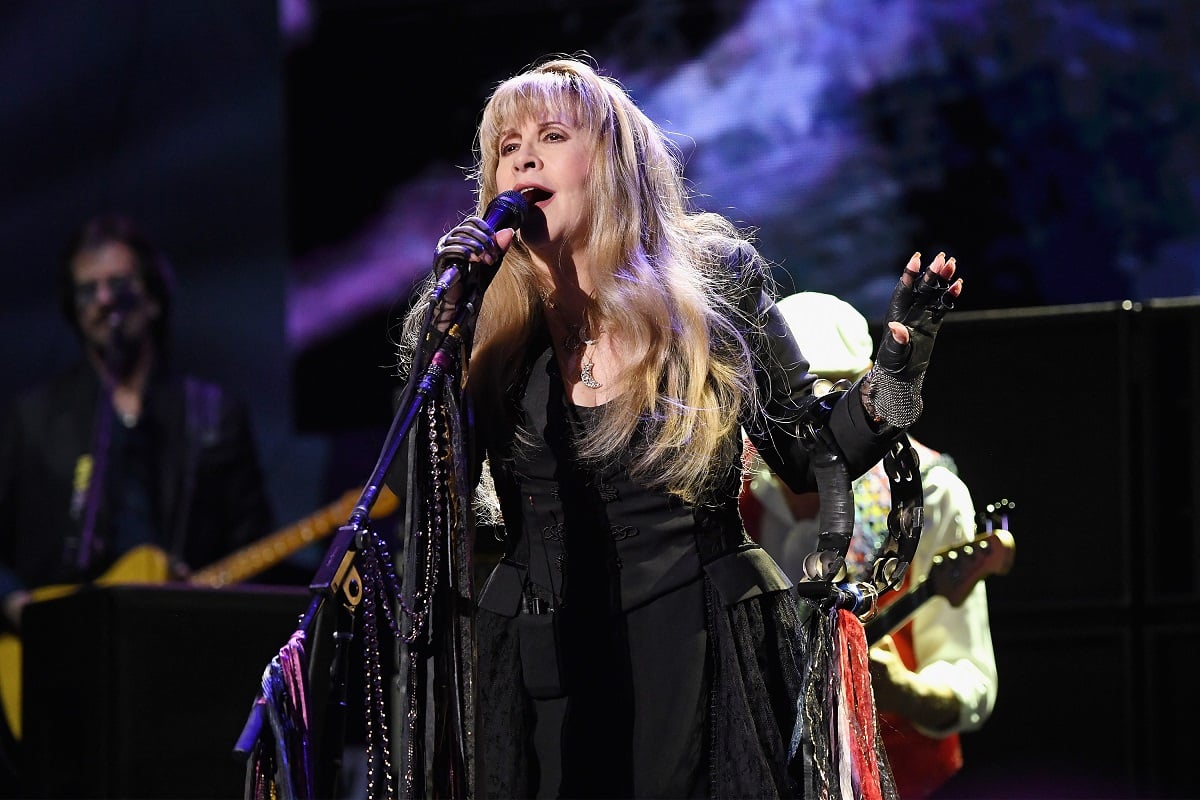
top-left (253, 631), bottom-right (314, 800)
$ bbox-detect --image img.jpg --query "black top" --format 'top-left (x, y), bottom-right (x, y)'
top-left (477, 262), bottom-right (897, 620)
top-left (0, 362), bottom-right (274, 610)
top-left (466, 259), bottom-right (904, 799)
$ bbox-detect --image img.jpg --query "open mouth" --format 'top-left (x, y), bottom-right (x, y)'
top-left (519, 186), bottom-right (552, 204)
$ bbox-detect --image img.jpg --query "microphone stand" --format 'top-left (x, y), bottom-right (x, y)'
top-left (235, 268), bottom-right (485, 800)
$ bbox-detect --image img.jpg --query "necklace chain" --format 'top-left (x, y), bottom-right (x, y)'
top-left (541, 290), bottom-right (603, 389)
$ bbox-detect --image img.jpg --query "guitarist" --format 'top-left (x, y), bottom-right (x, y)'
top-left (740, 292), bottom-right (999, 799)
top-left (0, 215), bottom-right (276, 752)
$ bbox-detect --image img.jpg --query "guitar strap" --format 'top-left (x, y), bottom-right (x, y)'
top-left (68, 378), bottom-right (116, 573)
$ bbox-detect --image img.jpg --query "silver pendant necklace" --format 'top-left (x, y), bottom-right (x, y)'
top-left (543, 292), bottom-right (602, 389)
top-left (563, 323), bottom-right (602, 389)
top-left (580, 359), bottom-right (601, 389)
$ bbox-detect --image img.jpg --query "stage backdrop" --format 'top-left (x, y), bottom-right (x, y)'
top-left (3, 0), bottom-right (1197, 507)
top-left (1, 1), bottom-right (1198, 798)
top-left (0, 0), bottom-right (330, 530)
top-left (284, 0), bottom-right (1200, 430)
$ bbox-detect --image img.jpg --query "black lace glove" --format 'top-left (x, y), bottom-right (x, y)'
top-left (433, 217), bottom-right (501, 289)
top-left (431, 190), bottom-right (527, 300)
top-left (866, 252), bottom-right (959, 427)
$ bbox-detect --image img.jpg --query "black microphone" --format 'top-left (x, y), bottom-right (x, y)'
top-left (482, 188), bottom-right (532, 234)
top-left (104, 286), bottom-right (143, 356)
top-left (432, 189), bottom-right (531, 301)
top-left (110, 285), bottom-right (143, 316)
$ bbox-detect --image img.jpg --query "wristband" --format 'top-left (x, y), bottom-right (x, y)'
top-left (859, 375), bottom-right (884, 425)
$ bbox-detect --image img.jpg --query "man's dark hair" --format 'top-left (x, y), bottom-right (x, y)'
top-left (59, 213), bottom-right (176, 348)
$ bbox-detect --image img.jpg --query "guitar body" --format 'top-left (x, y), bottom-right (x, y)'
top-left (0, 486), bottom-right (398, 742)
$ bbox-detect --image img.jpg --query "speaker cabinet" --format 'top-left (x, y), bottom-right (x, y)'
top-left (911, 301), bottom-right (1138, 611)
top-left (20, 584), bottom-right (309, 799)
top-left (904, 299), bottom-right (1200, 799)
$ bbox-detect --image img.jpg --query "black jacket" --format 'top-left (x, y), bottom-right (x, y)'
top-left (0, 362), bottom-right (274, 615)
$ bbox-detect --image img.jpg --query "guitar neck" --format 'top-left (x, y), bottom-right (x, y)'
top-left (863, 527), bottom-right (1015, 647)
top-left (189, 486), bottom-right (399, 588)
top-left (189, 506), bottom-right (346, 588)
top-left (865, 581), bottom-right (934, 646)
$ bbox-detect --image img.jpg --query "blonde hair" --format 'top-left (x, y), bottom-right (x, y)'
top-left (400, 54), bottom-right (768, 505)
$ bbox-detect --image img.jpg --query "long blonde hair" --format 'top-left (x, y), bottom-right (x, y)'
top-left (401, 54), bottom-right (768, 505)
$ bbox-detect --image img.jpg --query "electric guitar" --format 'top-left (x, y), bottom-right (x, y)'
top-left (0, 485), bottom-right (399, 740)
top-left (865, 525), bottom-right (1015, 647)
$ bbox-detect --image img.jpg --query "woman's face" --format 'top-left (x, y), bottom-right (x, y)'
top-left (494, 113), bottom-right (593, 253)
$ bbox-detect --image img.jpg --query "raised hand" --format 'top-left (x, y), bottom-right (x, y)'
top-left (868, 252), bottom-right (962, 427)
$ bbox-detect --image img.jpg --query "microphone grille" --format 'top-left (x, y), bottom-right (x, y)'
top-left (485, 189), bottom-right (531, 230)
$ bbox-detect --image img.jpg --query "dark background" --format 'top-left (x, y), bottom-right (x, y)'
top-left (1, 1), bottom-right (1198, 797)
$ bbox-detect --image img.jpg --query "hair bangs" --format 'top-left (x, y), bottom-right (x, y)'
top-left (481, 67), bottom-right (609, 166)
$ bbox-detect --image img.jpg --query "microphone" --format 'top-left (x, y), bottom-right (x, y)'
top-left (105, 285), bottom-right (143, 343)
top-left (109, 286), bottom-right (142, 317)
top-left (482, 188), bottom-right (532, 234)
top-left (432, 189), bottom-right (531, 301)
top-left (114, 284), bottom-right (141, 308)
